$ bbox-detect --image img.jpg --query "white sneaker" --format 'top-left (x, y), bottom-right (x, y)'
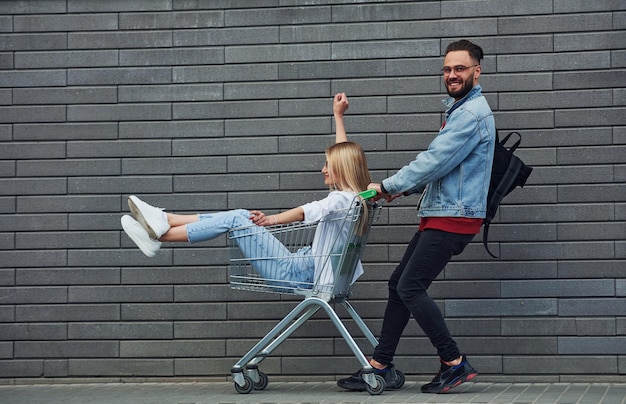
top-left (121, 215), bottom-right (161, 258)
top-left (128, 195), bottom-right (170, 240)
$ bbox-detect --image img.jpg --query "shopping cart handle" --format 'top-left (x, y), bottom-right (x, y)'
top-left (358, 189), bottom-right (377, 200)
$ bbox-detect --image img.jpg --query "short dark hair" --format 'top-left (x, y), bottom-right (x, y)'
top-left (445, 40), bottom-right (484, 63)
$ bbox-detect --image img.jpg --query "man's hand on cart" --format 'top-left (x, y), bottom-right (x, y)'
top-left (367, 183), bottom-right (403, 203)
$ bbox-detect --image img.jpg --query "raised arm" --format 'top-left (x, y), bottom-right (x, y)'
top-left (333, 92), bottom-right (349, 143)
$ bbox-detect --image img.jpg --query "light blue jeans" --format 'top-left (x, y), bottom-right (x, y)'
top-left (186, 209), bottom-right (314, 287)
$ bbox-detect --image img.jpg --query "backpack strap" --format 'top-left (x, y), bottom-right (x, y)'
top-left (500, 131), bottom-right (522, 152)
top-left (483, 152), bottom-right (525, 258)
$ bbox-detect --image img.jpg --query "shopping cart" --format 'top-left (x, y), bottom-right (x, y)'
top-left (228, 190), bottom-right (401, 395)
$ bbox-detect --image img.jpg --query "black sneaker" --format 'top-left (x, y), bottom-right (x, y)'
top-left (337, 364), bottom-right (403, 391)
top-left (421, 355), bottom-right (478, 394)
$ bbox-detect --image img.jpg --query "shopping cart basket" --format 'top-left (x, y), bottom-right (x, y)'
top-left (228, 190), bottom-right (400, 395)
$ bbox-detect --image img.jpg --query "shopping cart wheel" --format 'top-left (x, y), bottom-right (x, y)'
top-left (234, 375), bottom-right (254, 394)
top-left (253, 371), bottom-right (268, 390)
top-left (391, 369), bottom-right (405, 389)
top-left (365, 374), bottom-right (385, 395)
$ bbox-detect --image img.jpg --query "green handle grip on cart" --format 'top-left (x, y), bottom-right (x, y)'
top-left (358, 189), bottom-right (377, 200)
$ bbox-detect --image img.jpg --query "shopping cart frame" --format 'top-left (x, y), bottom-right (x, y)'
top-left (227, 191), bottom-right (389, 395)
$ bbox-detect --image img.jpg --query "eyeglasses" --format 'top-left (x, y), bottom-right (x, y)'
top-left (441, 64), bottom-right (479, 75)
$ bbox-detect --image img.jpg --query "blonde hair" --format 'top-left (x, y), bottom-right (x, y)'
top-left (325, 141), bottom-right (372, 235)
top-left (324, 141), bottom-right (371, 193)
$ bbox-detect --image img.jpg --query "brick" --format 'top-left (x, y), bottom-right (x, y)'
top-left (120, 47), bottom-right (224, 67)
top-left (338, 2), bottom-right (441, 22)
top-left (442, 0), bottom-right (553, 17)
top-left (0, 250), bottom-right (67, 268)
top-left (446, 298), bottom-right (557, 317)
top-left (43, 360), bottom-right (68, 377)
top-left (501, 279), bottom-right (615, 298)
top-left (119, 10), bottom-right (223, 30)
top-left (558, 222), bottom-right (626, 241)
top-left (17, 159), bottom-right (120, 177)
top-left (558, 260), bottom-right (626, 279)
top-left (0, 53), bottom-right (13, 69)
top-left (68, 67), bottom-right (172, 86)
top-left (0, 268), bottom-right (14, 285)
top-left (17, 231), bottom-right (119, 250)
top-left (0, 105), bottom-right (66, 123)
top-left (576, 318), bottom-right (616, 336)
top-left (555, 69), bottom-right (626, 90)
top-left (69, 213), bottom-right (125, 231)
top-left (504, 355), bottom-right (617, 374)
top-left (121, 267), bottom-right (225, 285)
top-left (17, 195), bottom-right (120, 213)
top-left (225, 81), bottom-right (329, 100)
top-left (68, 358), bottom-right (173, 377)
top-left (559, 337), bottom-right (626, 354)
top-left (14, 14), bottom-right (117, 32)
top-left (67, 139), bottom-right (171, 158)
top-left (121, 303), bottom-right (227, 321)
top-left (14, 86), bottom-right (117, 105)
top-left (175, 100), bottom-right (277, 119)
top-left (68, 286), bottom-right (173, 303)
top-left (0, 323), bottom-right (67, 340)
top-left (68, 176), bottom-right (172, 194)
top-left (16, 268), bottom-right (120, 286)
top-left (499, 89), bottom-right (613, 110)
top-left (0, 33), bottom-right (67, 51)
top-left (0, 214), bottom-right (67, 232)
top-left (226, 43), bottom-right (330, 64)
top-left (69, 323), bottom-right (173, 340)
top-left (281, 23), bottom-right (386, 44)
top-left (554, 0), bottom-right (626, 12)
top-left (556, 31), bottom-right (625, 51)
top-left (120, 120), bottom-right (224, 139)
top-left (68, 31), bottom-right (172, 49)
top-left (225, 6), bottom-right (331, 27)
top-left (120, 84), bottom-right (222, 103)
top-left (16, 304), bottom-right (120, 322)
top-left (498, 13), bottom-right (613, 34)
top-left (556, 107), bottom-right (626, 127)
top-left (175, 174), bottom-right (278, 193)
top-left (498, 51), bottom-right (611, 72)
top-left (120, 340), bottom-right (225, 357)
top-left (559, 298), bottom-right (626, 316)
top-left (501, 318), bottom-right (576, 336)
top-left (333, 39), bottom-right (439, 60)
top-left (174, 64), bottom-right (278, 83)
top-left (15, 50), bottom-right (118, 69)
top-left (68, 103), bottom-right (172, 122)
top-left (14, 122), bottom-right (118, 141)
top-left (0, 360), bottom-right (43, 378)
top-left (174, 27), bottom-right (278, 46)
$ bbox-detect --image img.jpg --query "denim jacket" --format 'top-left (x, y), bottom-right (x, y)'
top-left (382, 84), bottom-right (495, 219)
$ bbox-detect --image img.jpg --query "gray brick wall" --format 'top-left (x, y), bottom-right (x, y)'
top-left (1, 0), bottom-right (624, 383)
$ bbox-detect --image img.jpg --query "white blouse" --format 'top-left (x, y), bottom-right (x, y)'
top-left (300, 190), bottom-right (364, 286)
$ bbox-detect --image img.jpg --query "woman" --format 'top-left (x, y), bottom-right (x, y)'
top-left (121, 93), bottom-right (372, 288)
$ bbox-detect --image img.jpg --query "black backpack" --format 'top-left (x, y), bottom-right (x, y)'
top-left (483, 132), bottom-right (533, 258)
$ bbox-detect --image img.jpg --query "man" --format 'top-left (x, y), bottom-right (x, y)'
top-left (338, 39), bottom-right (495, 394)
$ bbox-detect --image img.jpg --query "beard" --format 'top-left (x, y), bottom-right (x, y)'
top-left (446, 77), bottom-right (474, 100)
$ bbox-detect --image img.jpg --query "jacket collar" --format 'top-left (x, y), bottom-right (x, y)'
top-left (442, 84), bottom-right (483, 112)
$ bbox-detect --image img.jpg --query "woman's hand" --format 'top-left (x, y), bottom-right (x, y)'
top-left (249, 210), bottom-right (278, 227)
top-left (333, 92), bottom-right (349, 117)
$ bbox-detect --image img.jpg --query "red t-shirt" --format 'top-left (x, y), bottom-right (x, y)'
top-left (419, 217), bottom-right (483, 234)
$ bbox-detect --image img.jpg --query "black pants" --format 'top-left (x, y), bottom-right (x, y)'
top-left (373, 229), bottom-right (474, 364)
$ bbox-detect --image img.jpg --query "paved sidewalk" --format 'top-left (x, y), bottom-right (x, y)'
top-left (1, 381), bottom-right (625, 404)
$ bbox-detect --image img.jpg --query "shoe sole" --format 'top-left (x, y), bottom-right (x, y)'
top-left (121, 216), bottom-right (158, 258)
top-left (128, 197), bottom-right (158, 240)
top-left (437, 371), bottom-right (478, 394)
